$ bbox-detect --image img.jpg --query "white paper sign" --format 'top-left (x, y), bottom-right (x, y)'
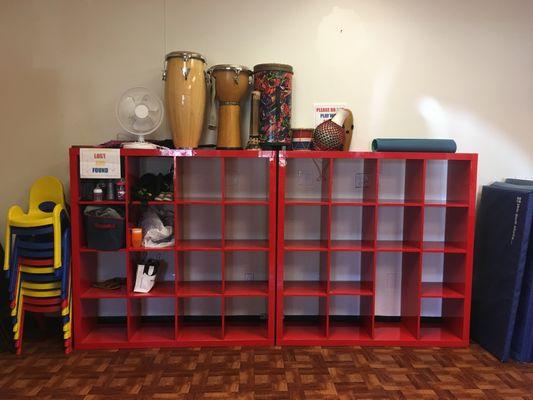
top-left (80, 148), bottom-right (121, 179)
top-left (313, 103), bottom-right (347, 128)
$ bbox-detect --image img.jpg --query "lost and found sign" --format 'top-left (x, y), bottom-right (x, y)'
top-left (79, 148), bottom-right (121, 179)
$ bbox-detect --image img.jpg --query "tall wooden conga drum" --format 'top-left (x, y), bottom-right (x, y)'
top-left (163, 51), bottom-right (207, 148)
top-left (208, 65), bottom-right (252, 149)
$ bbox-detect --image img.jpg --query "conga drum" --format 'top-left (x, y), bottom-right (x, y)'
top-left (208, 65), bottom-right (252, 149)
top-left (163, 51), bottom-right (207, 148)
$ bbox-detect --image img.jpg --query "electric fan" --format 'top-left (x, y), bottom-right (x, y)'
top-left (116, 87), bottom-right (164, 149)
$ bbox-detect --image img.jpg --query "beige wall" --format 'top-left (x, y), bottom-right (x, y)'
top-left (1, 0), bottom-right (532, 242)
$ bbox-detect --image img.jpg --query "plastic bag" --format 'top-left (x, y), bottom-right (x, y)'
top-left (139, 207), bottom-right (174, 248)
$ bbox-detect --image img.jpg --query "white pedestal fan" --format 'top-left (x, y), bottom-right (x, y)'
top-left (116, 87), bottom-right (164, 149)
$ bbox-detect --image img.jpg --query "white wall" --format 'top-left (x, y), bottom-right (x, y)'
top-left (1, 0), bottom-right (532, 236)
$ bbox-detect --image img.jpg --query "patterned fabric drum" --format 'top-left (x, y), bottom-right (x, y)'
top-left (163, 51), bottom-right (207, 149)
top-left (253, 63), bottom-right (293, 149)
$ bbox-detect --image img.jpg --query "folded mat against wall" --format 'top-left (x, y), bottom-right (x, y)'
top-left (372, 138), bottom-right (457, 152)
top-left (471, 181), bottom-right (533, 361)
top-left (504, 179), bottom-right (533, 362)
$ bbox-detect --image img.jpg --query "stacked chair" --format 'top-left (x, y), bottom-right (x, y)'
top-left (3, 176), bottom-right (72, 354)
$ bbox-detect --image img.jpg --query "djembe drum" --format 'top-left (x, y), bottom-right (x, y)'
top-left (209, 65), bottom-right (252, 149)
top-left (163, 51), bottom-right (207, 148)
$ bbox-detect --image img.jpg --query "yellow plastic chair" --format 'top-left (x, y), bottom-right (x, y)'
top-left (4, 176), bottom-right (66, 269)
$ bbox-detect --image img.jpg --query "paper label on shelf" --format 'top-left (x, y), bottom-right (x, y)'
top-left (313, 103), bottom-right (347, 127)
top-left (80, 148), bottom-right (121, 179)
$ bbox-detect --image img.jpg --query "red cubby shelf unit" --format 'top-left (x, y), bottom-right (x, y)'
top-left (277, 151), bottom-right (477, 346)
top-left (70, 148), bottom-right (277, 349)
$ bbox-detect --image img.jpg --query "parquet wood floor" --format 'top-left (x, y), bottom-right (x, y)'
top-left (1, 339), bottom-right (533, 400)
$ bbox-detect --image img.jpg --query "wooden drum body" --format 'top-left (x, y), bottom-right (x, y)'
top-left (209, 65), bottom-right (251, 149)
top-left (163, 51), bottom-right (207, 148)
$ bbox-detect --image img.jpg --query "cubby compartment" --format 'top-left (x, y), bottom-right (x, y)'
top-left (128, 204), bottom-right (175, 250)
top-left (177, 251), bottom-right (222, 296)
top-left (80, 298), bottom-right (128, 344)
top-left (377, 206), bottom-right (422, 251)
top-left (79, 252), bottom-right (127, 298)
top-left (225, 297), bottom-right (268, 340)
top-left (330, 251), bottom-right (373, 296)
top-left (374, 252), bottom-right (419, 341)
top-left (177, 297), bottom-right (222, 341)
top-left (378, 159), bottom-right (424, 204)
top-left (129, 297), bottom-right (175, 342)
top-left (330, 205), bottom-right (375, 250)
top-left (446, 160), bottom-right (472, 205)
top-left (425, 159), bottom-right (471, 206)
top-left (425, 160), bottom-right (448, 204)
top-left (283, 296), bottom-right (327, 341)
top-left (329, 295), bottom-right (373, 340)
top-left (179, 204), bottom-right (222, 249)
top-left (332, 158), bottom-right (377, 203)
top-left (79, 205), bottom-right (126, 251)
top-left (420, 298), bottom-right (464, 342)
top-left (129, 251), bottom-right (175, 297)
top-left (225, 252), bottom-right (269, 296)
top-left (285, 158), bottom-right (329, 202)
top-left (421, 253), bottom-right (465, 298)
top-left (283, 205), bottom-right (329, 250)
top-left (224, 157), bottom-right (269, 201)
top-left (423, 206), bottom-right (468, 252)
top-left (224, 205), bottom-right (269, 249)
top-left (283, 251), bottom-right (327, 296)
top-left (127, 156), bottom-right (174, 203)
top-left (177, 157), bottom-right (221, 201)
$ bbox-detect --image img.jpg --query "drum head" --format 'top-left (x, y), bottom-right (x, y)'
top-left (253, 63), bottom-right (293, 74)
top-left (165, 51), bottom-right (206, 63)
top-left (208, 65), bottom-right (252, 75)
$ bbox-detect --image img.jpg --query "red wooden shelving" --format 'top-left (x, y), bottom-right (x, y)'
top-left (277, 151), bottom-right (477, 347)
top-left (70, 148), bottom-right (277, 349)
top-left (71, 147), bottom-right (476, 349)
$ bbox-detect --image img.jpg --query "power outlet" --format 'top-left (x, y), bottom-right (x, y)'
top-left (296, 170), bottom-right (313, 188)
top-left (244, 272), bottom-right (254, 281)
top-left (354, 173), bottom-right (369, 189)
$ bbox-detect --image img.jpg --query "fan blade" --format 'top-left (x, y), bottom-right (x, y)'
top-left (122, 96), bottom-right (136, 116)
top-left (133, 118), bottom-right (153, 133)
top-left (142, 95), bottom-right (160, 112)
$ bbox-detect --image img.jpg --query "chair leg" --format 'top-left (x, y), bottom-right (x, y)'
top-left (15, 309), bottom-right (25, 355)
top-left (3, 224), bottom-right (11, 271)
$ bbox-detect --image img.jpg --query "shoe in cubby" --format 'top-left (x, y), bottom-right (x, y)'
top-left (80, 252), bottom-right (127, 298)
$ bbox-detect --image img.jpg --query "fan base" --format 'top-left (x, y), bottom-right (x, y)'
top-left (122, 141), bottom-right (158, 149)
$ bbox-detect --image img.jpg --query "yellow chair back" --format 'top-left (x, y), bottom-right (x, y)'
top-left (28, 176), bottom-right (65, 216)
